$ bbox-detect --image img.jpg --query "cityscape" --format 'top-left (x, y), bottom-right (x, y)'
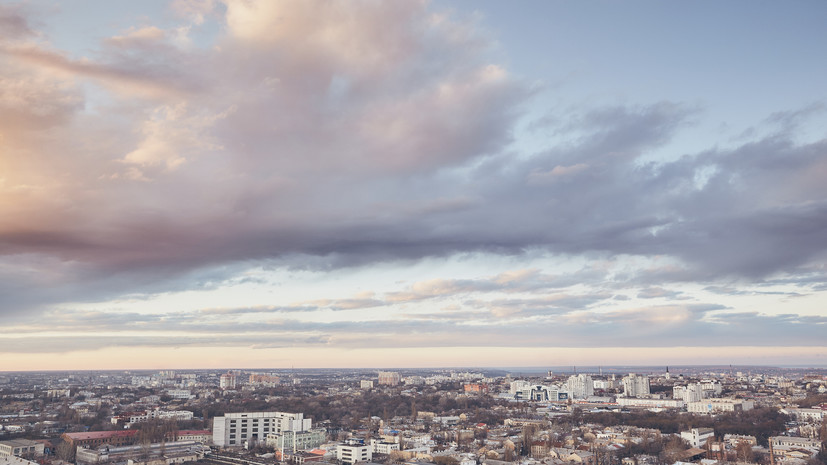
top-left (0, 366), bottom-right (826, 465)
top-left (1, 2), bottom-right (827, 465)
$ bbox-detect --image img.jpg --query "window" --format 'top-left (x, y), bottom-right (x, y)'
top-left (230, 435), bottom-right (236, 439)
top-left (252, 428), bottom-right (258, 432)
top-left (230, 429), bottom-right (236, 433)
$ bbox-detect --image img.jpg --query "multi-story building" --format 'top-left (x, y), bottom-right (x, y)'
top-left (75, 440), bottom-right (208, 465)
top-left (219, 373), bottom-right (237, 390)
top-left (370, 439), bottom-right (400, 455)
top-left (687, 398), bottom-right (754, 414)
top-left (378, 371), bottom-right (401, 386)
top-left (265, 429), bottom-right (326, 451)
top-left (566, 375), bottom-right (594, 400)
top-left (673, 383), bottom-right (704, 403)
top-left (360, 380), bottom-right (374, 389)
top-left (212, 412), bottom-right (312, 448)
top-left (165, 389), bottom-right (192, 400)
top-left (621, 374), bottom-right (650, 398)
top-left (249, 374), bottom-right (280, 387)
top-left (337, 440), bottom-right (372, 465)
top-left (680, 428), bottom-right (715, 448)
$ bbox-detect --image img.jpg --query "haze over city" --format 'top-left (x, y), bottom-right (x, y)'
top-left (1, 0), bottom-right (826, 371)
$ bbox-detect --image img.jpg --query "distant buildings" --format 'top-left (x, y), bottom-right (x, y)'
top-left (360, 380), bottom-right (374, 389)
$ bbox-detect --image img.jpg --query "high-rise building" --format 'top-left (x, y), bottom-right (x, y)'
top-left (219, 373), bottom-right (237, 390)
top-left (212, 412), bottom-right (312, 448)
top-left (566, 374), bottom-right (594, 399)
top-left (622, 374), bottom-right (650, 398)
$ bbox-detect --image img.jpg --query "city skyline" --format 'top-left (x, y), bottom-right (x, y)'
top-left (1, 0), bottom-right (826, 371)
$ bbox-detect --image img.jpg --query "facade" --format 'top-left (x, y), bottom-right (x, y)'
top-left (673, 384), bottom-right (704, 403)
top-left (219, 373), bottom-right (237, 389)
top-left (621, 374), bottom-right (650, 398)
top-left (337, 440), bottom-right (372, 465)
top-left (687, 398), bottom-right (754, 414)
top-left (514, 385), bottom-right (568, 402)
top-left (176, 430), bottom-right (212, 444)
top-left (378, 371), bottom-right (401, 386)
top-left (62, 431), bottom-right (138, 450)
top-left (360, 380), bottom-right (374, 389)
top-left (265, 429), bottom-right (326, 451)
top-left (370, 439), bottom-right (400, 454)
top-left (249, 374), bottom-right (280, 387)
top-left (680, 428), bottom-right (715, 448)
top-left (615, 398), bottom-right (684, 409)
top-left (0, 440), bottom-right (44, 458)
top-left (566, 375), bottom-right (594, 400)
top-left (463, 384), bottom-right (489, 394)
top-left (212, 412), bottom-right (312, 448)
top-left (75, 440), bottom-right (208, 465)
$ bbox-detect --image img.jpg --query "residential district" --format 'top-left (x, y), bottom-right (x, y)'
top-left (1, 367), bottom-right (826, 465)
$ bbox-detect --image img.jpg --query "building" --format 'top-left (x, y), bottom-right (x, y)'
top-left (615, 398), bottom-right (684, 409)
top-left (566, 375), bottom-right (594, 400)
top-left (219, 373), bottom-right (237, 390)
top-left (673, 384), bottom-right (704, 403)
top-left (176, 430), bottom-right (212, 444)
top-left (61, 431), bottom-right (138, 450)
top-left (74, 440), bottom-right (208, 465)
top-left (621, 374), bottom-right (650, 398)
top-left (0, 456), bottom-right (38, 465)
top-left (212, 412), bottom-right (312, 448)
top-left (360, 380), bottom-right (374, 389)
top-left (337, 440), bottom-right (372, 465)
top-left (770, 436), bottom-right (821, 465)
top-left (687, 398), bottom-right (754, 414)
top-left (378, 372), bottom-right (401, 386)
top-left (165, 389), bottom-right (192, 400)
top-left (0, 440), bottom-right (44, 458)
top-left (265, 429), bottom-right (326, 452)
top-left (680, 428), bottom-right (715, 448)
top-left (514, 385), bottom-right (568, 402)
top-left (249, 374), bottom-right (280, 387)
top-left (370, 439), bottom-right (400, 455)
top-left (463, 384), bottom-right (489, 394)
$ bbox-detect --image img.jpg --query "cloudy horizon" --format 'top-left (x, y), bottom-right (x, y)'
top-left (1, 0), bottom-right (826, 371)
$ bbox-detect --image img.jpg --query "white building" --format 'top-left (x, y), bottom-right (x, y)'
top-left (370, 439), bottom-right (400, 454)
top-left (615, 398), bottom-right (684, 409)
top-left (166, 389), bottom-right (192, 400)
top-left (213, 412), bottom-right (312, 448)
top-left (622, 374), bottom-right (650, 398)
top-left (360, 380), bottom-right (374, 389)
top-left (687, 398), bottom-right (754, 414)
top-left (510, 380), bottom-right (531, 394)
top-left (566, 375), bottom-right (594, 400)
top-left (337, 440), bottom-right (372, 465)
top-left (680, 428), bottom-right (715, 448)
top-left (673, 384), bottom-right (704, 403)
top-left (265, 429), bottom-right (326, 451)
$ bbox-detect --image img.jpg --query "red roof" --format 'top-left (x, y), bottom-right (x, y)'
top-left (64, 430), bottom-right (137, 440)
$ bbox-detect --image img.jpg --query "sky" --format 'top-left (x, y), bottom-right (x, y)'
top-left (1, 0), bottom-right (826, 371)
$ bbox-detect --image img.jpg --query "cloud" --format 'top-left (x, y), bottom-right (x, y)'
top-left (1, 0), bottom-right (826, 350)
